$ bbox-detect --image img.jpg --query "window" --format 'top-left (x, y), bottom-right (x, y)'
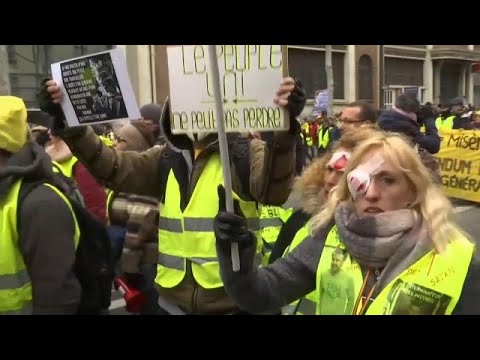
top-left (358, 55), bottom-right (373, 101)
top-left (385, 57), bottom-right (423, 86)
top-left (7, 45), bottom-right (17, 67)
top-left (7, 45), bottom-right (113, 109)
top-left (288, 47), bottom-right (345, 100)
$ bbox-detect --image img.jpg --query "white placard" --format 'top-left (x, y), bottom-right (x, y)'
top-left (167, 45), bottom-right (288, 134)
top-left (51, 48), bottom-right (140, 127)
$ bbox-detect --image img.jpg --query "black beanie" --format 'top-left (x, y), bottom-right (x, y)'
top-left (140, 103), bottom-right (162, 125)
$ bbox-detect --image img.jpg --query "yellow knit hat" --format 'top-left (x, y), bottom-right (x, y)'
top-left (0, 96), bottom-right (28, 154)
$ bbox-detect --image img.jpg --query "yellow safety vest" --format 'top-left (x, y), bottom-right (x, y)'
top-left (259, 205), bottom-right (293, 265)
top-left (0, 179), bottom-right (80, 314)
top-left (155, 153), bottom-right (262, 289)
top-left (99, 135), bottom-right (114, 148)
top-left (435, 116), bottom-right (455, 130)
top-left (300, 132), bottom-right (313, 147)
top-left (281, 221), bottom-right (317, 315)
top-left (318, 126), bottom-right (330, 150)
top-left (52, 156), bottom-right (78, 178)
top-left (314, 226), bottom-right (474, 315)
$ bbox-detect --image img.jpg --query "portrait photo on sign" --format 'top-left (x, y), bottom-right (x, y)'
top-left (384, 279), bottom-right (452, 315)
top-left (51, 48), bottom-right (140, 127)
top-left (63, 52), bottom-right (126, 123)
top-left (317, 246), bottom-right (356, 315)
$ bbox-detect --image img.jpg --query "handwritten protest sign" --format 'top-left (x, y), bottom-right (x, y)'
top-left (51, 48), bottom-right (140, 127)
top-left (436, 129), bottom-right (480, 202)
top-left (166, 45), bottom-right (288, 134)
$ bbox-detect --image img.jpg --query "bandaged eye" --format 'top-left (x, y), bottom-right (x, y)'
top-left (346, 154), bottom-right (384, 198)
top-left (326, 151), bottom-right (351, 172)
top-left (347, 169), bottom-right (371, 198)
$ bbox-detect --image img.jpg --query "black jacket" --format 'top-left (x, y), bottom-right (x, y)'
top-left (378, 110), bottom-right (440, 154)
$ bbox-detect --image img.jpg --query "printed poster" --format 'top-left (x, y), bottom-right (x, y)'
top-left (51, 48), bottom-right (140, 127)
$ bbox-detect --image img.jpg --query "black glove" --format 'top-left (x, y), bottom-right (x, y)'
top-left (287, 79), bottom-right (306, 135)
top-left (416, 105), bottom-right (436, 123)
top-left (37, 78), bottom-right (85, 137)
top-left (37, 78), bottom-right (66, 130)
top-left (214, 185), bottom-right (255, 251)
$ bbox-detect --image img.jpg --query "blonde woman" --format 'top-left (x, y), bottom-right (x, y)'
top-left (270, 128), bottom-right (375, 316)
top-left (214, 130), bottom-right (479, 315)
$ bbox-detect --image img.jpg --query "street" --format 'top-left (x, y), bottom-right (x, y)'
top-left (452, 200), bottom-right (480, 259)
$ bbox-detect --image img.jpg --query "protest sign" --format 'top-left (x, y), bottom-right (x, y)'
top-left (436, 129), bottom-right (480, 202)
top-left (166, 45), bottom-right (288, 134)
top-left (51, 48), bottom-right (140, 127)
top-left (312, 89), bottom-right (328, 117)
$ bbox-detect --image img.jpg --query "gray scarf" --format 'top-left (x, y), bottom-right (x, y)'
top-left (334, 202), bottom-right (433, 293)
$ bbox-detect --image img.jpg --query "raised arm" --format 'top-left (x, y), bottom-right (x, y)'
top-left (38, 79), bottom-right (165, 197)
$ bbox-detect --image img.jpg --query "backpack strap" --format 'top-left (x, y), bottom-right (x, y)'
top-left (157, 146), bottom-right (190, 211)
top-left (18, 179), bottom-right (44, 216)
top-left (17, 179), bottom-right (80, 248)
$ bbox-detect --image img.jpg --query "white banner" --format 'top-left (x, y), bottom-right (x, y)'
top-left (167, 45), bottom-right (288, 134)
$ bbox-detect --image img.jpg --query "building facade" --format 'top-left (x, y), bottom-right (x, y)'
top-left (3, 45), bottom-right (480, 117)
top-left (1, 45), bottom-right (157, 111)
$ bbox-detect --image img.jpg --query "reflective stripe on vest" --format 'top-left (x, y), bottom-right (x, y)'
top-left (52, 156), bottom-right (78, 178)
top-left (281, 221), bottom-right (317, 315)
top-left (0, 180), bottom-right (80, 314)
top-left (314, 225), bottom-right (474, 315)
top-left (435, 116), bottom-right (455, 130)
top-left (155, 154), bottom-right (262, 289)
top-left (106, 190), bottom-right (115, 225)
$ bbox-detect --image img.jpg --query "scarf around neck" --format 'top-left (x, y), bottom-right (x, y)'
top-left (334, 202), bottom-right (432, 292)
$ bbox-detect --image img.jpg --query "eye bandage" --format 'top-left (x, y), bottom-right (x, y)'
top-left (326, 151), bottom-right (351, 171)
top-left (347, 154), bottom-right (384, 198)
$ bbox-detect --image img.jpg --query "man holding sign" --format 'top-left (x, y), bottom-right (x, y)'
top-left (38, 71), bottom-right (305, 315)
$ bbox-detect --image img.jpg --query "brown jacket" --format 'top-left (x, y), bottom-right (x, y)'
top-left (61, 126), bottom-right (297, 314)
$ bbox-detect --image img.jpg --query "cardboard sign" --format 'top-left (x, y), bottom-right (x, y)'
top-left (166, 45), bottom-right (289, 134)
top-left (51, 48), bottom-right (140, 127)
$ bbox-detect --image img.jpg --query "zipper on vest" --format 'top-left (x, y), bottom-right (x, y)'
top-left (191, 282), bottom-right (199, 314)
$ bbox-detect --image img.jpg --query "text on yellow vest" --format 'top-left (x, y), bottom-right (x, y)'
top-left (260, 205), bottom-right (292, 265)
top-left (314, 225), bottom-right (474, 315)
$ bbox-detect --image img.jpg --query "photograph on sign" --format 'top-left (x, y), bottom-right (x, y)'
top-left (51, 48), bottom-right (140, 127)
top-left (166, 45), bottom-right (288, 134)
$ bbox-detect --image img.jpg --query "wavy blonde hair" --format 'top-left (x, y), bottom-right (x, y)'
top-left (310, 130), bottom-right (470, 253)
top-left (294, 127), bottom-right (378, 215)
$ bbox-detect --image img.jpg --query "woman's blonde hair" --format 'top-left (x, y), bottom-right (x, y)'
top-left (311, 130), bottom-right (470, 252)
top-left (295, 127), bottom-right (378, 215)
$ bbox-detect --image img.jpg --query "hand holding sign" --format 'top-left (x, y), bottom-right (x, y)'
top-left (214, 185), bottom-right (255, 252)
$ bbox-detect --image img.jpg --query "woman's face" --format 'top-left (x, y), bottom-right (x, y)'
top-left (349, 149), bottom-right (415, 216)
top-left (323, 148), bottom-right (350, 199)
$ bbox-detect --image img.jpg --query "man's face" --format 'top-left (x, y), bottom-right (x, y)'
top-left (338, 106), bottom-right (368, 129)
top-left (331, 252), bottom-right (345, 274)
top-left (408, 304), bottom-right (423, 315)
